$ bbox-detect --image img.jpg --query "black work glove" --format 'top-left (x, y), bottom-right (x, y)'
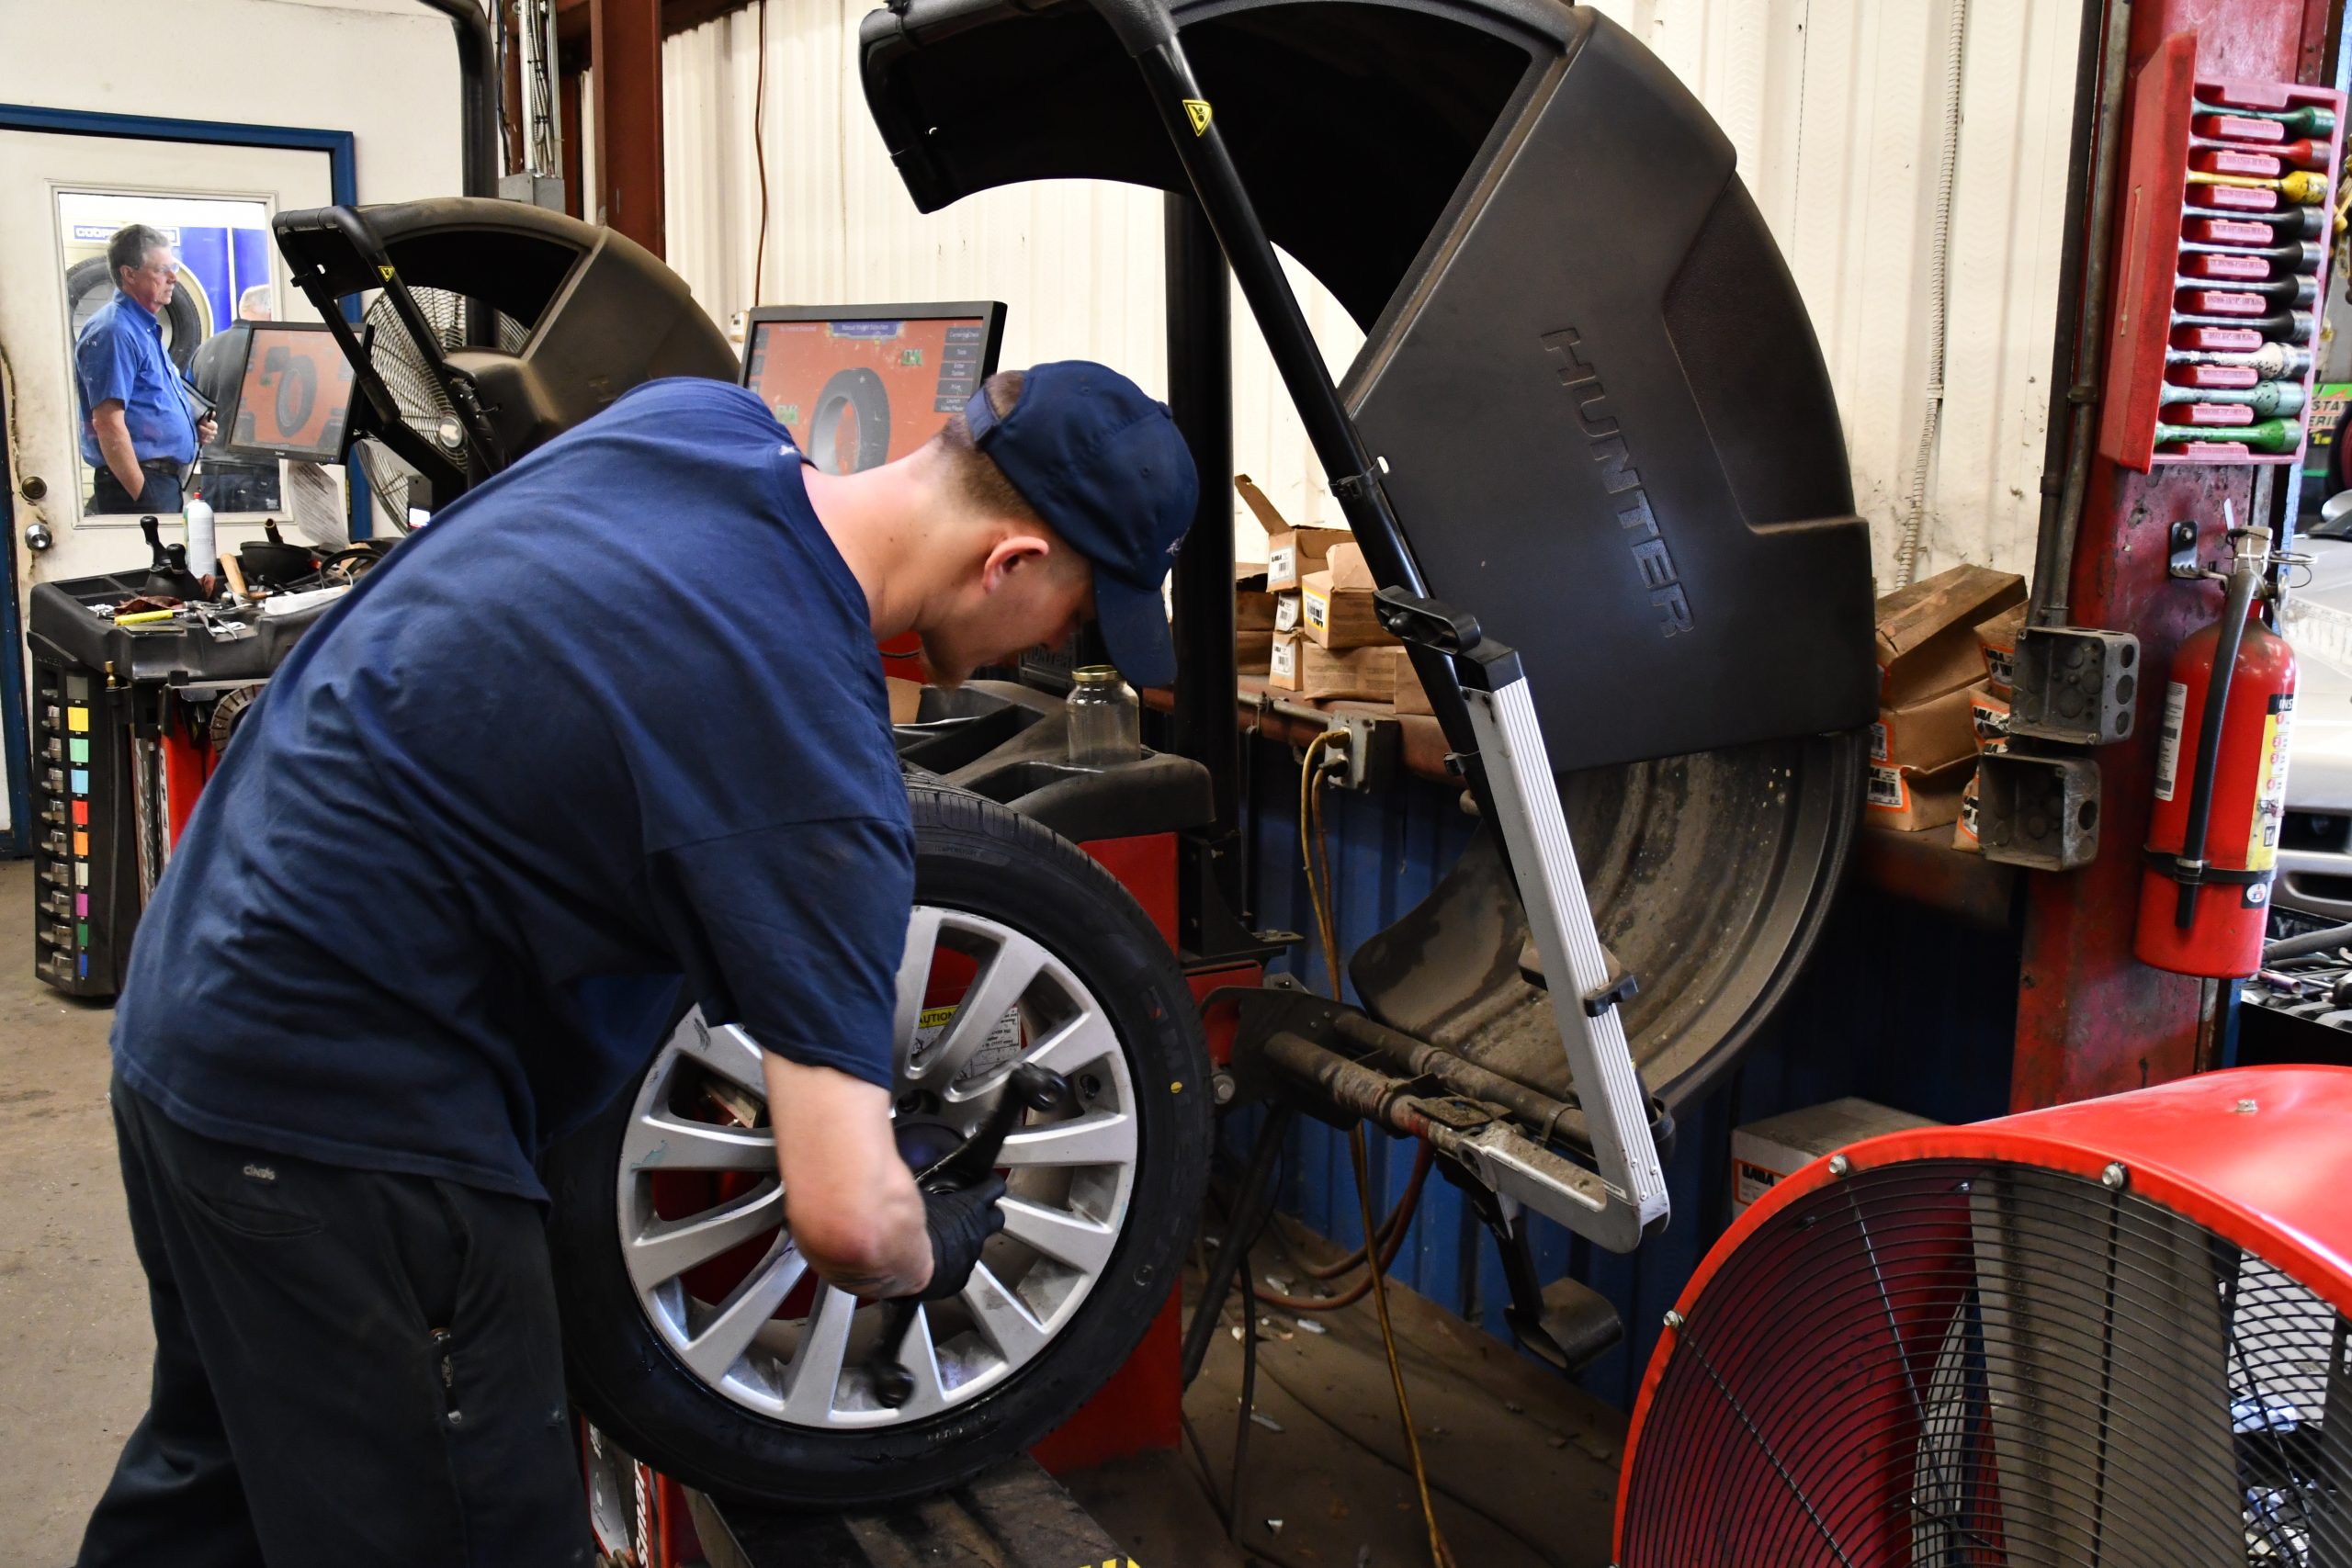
top-left (918, 1174), bottom-right (1008, 1301)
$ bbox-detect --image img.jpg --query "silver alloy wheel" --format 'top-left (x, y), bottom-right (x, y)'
top-left (615, 906), bottom-right (1140, 1430)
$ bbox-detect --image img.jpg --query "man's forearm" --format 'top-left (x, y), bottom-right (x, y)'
top-left (764, 1054), bottom-right (933, 1297)
top-left (93, 407), bottom-right (145, 496)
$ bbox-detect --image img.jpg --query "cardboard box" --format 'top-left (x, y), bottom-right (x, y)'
top-left (1874, 564), bottom-right (2028, 705)
top-left (1238, 630), bottom-right (1274, 677)
top-left (1269, 633), bottom-right (1397, 701)
top-left (1871, 682), bottom-right (1978, 775)
top-left (1237, 562), bottom-right (1276, 637)
top-left (1966, 681), bottom-right (2010, 754)
top-left (1732, 1098), bottom-right (1939, 1217)
top-left (886, 676), bottom-right (926, 726)
top-left (1975, 603), bottom-right (2025, 695)
top-left (1953, 771), bottom-right (1983, 852)
top-left (1301, 578), bottom-right (1397, 651)
top-left (1863, 753), bottom-right (1973, 832)
top-left (1236, 474), bottom-right (1347, 592)
top-left (1394, 653), bottom-right (1434, 716)
top-left (1273, 593), bottom-right (1302, 634)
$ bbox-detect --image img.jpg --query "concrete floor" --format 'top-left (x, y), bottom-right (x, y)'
top-left (0, 853), bottom-right (1630, 1566)
top-left (0, 860), bottom-right (152, 1565)
top-left (1069, 1217), bottom-right (1627, 1568)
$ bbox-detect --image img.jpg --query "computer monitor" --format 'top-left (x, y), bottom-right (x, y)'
top-left (741, 301), bottom-right (1008, 475)
top-left (215, 322), bottom-right (359, 465)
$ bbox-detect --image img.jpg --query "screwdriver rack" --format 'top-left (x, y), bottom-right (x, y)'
top-left (2100, 32), bottom-right (2344, 470)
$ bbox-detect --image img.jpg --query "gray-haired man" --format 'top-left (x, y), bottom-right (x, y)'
top-left (74, 223), bottom-right (215, 515)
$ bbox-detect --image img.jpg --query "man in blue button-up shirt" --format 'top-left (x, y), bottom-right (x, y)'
top-left (74, 224), bottom-right (215, 515)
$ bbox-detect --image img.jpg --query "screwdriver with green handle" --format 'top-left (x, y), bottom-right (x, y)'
top-left (2194, 102), bottom-right (2337, 139)
top-left (2155, 418), bottom-right (2303, 453)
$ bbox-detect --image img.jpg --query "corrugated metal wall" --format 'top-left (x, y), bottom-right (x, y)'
top-left (662, 0), bottom-right (2079, 580)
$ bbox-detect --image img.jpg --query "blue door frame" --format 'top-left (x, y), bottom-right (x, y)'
top-left (0, 105), bottom-right (361, 858)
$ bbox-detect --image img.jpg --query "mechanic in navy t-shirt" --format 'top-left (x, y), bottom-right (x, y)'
top-left (77, 363), bottom-right (1198, 1566)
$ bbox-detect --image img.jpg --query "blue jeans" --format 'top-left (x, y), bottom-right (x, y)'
top-left (89, 465), bottom-right (183, 516)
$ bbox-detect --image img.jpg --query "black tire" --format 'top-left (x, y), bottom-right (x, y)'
top-left (66, 255), bottom-right (205, 368)
top-left (544, 783), bottom-right (1211, 1506)
top-left (809, 367), bottom-right (892, 474)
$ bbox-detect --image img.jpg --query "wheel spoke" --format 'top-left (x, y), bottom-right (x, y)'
top-left (909, 930), bottom-right (1047, 1090)
top-left (998, 1196), bottom-right (1117, 1273)
top-left (890, 908), bottom-right (944, 1086)
top-left (1022, 1009), bottom-right (1119, 1079)
top-left (999, 1111), bottom-right (1136, 1169)
top-left (889, 1303), bottom-right (948, 1413)
top-left (628, 1180), bottom-right (782, 1286)
top-left (622, 1109), bottom-right (774, 1175)
top-left (679, 1239), bottom-right (807, 1382)
top-left (781, 1283), bottom-right (856, 1423)
top-left (961, 1262), bottom-right (1050, 1364)
top-left (669, 1014), bottom-right (768, 1097)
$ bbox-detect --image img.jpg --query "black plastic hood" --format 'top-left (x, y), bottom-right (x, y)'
top-left (861, 0), bottom-right (1876, 769)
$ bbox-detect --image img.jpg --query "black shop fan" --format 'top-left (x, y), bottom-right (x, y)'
top-left (272, 197), bottom-right (736, 523)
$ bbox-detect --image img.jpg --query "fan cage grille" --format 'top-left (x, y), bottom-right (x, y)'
top-left (1619, 1158), bottom-right (2352, 1567)
top-left (353, 289), bottom-right (531, 525)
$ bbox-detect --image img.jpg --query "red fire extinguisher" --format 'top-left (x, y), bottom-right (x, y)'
top-left (2136, 521), bottom-right (2297, 977)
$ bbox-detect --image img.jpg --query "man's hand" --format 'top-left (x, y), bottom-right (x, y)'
top-left (917, 1176), bottom-right (1006, 1301)
top-left (197, 412), bottom-right (218, 447)
top-left (92, 401), bottom-right (145, 499)
top-left (764, 1055), bottom-right (933, 1298)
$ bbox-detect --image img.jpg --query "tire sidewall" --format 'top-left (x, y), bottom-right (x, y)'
top-left (546, 785), bottom-right (1210, 1505)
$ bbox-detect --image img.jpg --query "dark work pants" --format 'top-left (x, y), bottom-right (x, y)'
top-left (89, 466), bottom-right (183, 517)
top-left (78, 1075), bottom-right (592, 1568)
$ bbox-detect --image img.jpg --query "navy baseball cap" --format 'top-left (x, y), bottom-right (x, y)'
top-left (965, 361), bottom-right (1198, 689)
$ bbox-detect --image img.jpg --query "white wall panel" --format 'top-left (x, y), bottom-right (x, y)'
top-left (663, 0), bottom-right (2079, 580)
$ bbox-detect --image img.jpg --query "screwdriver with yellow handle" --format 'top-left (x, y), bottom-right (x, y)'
top-left (2187, 168), bottom-right (2332, 205)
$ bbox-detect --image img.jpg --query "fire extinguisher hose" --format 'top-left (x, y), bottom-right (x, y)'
top-left (2174, 553), bottom-right (2264, 928)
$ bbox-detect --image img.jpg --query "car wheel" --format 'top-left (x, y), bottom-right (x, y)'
top-left (544, 783), bottom-right (1210, 1506)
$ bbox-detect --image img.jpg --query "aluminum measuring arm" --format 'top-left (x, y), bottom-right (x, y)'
top-left (1080, 0), bottom-right (1668, 1248)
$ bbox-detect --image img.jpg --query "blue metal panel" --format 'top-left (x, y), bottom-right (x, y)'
top-left (176, 226), bottom-right (232, 336)
top-left (231, 226), bottom-right (272, 319)
top-left (1241, 735), bottom-right (2020, 1410)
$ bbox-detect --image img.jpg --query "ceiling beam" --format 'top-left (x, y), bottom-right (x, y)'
top-left (555, 0), bottom-right (756, 52)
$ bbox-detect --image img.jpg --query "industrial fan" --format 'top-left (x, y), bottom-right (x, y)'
top-left (271, 197), bottom-right (734, 521)
top-left (348, 286), bottom-right (530, 532)
top-left (1615, 1066), bottom-right (2352, 1566)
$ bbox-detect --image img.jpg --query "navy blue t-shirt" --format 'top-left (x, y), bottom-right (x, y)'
top-left (111, 379), bottom-right (914, 1201)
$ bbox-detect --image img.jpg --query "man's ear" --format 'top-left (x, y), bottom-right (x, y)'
top-left (981, 533), bottom-right (1056, 592)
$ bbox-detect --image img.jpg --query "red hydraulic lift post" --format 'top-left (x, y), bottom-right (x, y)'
top-left (590, 0), bottom-right (665, 256)
top-left (2012, 0), bottom-right (2334, 1110)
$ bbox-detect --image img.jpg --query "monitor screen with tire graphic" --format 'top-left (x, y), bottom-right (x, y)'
top-left (741, 305), bottom-right (1003, 474)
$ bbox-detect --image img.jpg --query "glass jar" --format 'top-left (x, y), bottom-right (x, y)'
top-left (1066, 664), bottom-right (1141, 769)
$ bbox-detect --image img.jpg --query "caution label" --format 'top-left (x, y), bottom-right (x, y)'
top-left (2247, 691), bottom-right (2294, 872)
top-left (912, 1000), bottom-right (1024, 1086)
top-left (2154, 681), bottom-right (2188, 802)
top-left (1183, 98), bottom-right (1214, 136)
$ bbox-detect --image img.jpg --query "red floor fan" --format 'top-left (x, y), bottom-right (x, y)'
top-left (1615, 1066), bottom-right (2352, 1565)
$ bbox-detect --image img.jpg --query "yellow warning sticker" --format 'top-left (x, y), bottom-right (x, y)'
top-left (1183, 98), bottom-right (1214, 136)
top-left (379, 265), bottom-right (396, 281)
top-left (2247, 694), bottom-right (2294, 872)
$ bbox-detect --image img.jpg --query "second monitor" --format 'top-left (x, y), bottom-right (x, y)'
top-left (741, 301), bottom-right (1008, 475)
